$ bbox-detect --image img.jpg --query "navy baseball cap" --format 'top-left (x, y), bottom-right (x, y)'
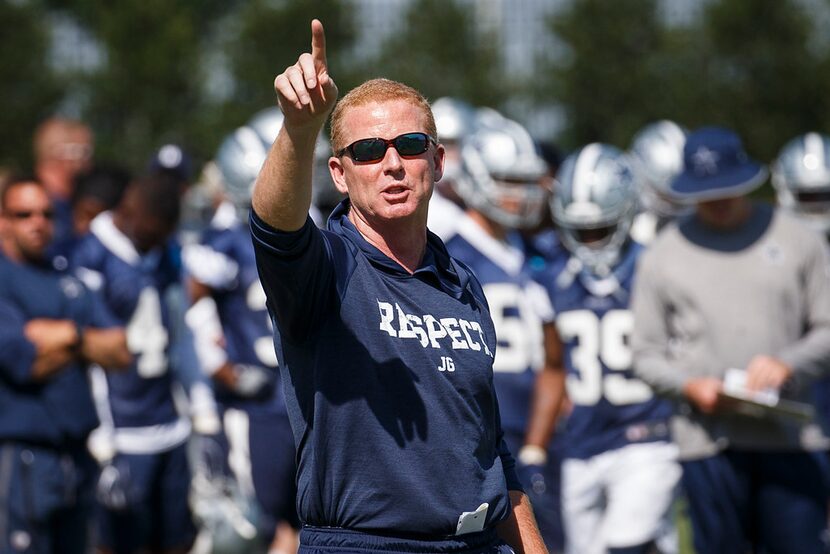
top-left (669, 126), bottom-right (768, 203)
top-left (149, 143), bottom-right (193, 182)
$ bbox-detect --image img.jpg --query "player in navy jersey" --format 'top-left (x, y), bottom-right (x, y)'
top-left (0, 177), bottom-right (131, 553)
top-left (444, 111), bottom-right (565, 551)
top-left (539, 144), bottom-right (680, 554)
top-left (250, 20), bottom-right (546, 553)
top-left (71, 173), bottom-right (201, 553)
top-left (183, 114), bottom-right (303, 552)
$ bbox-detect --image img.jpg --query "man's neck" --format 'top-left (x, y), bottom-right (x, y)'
top-left (348, 209), bottom-right (427, 274)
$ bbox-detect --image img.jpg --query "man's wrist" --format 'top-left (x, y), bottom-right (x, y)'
top-left (72, 322), bottom-right (84, 353)
top-left (518, 445), bottom-right (548, 466)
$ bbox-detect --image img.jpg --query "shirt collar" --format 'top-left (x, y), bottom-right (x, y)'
top-left (327, 199), bottom-right (468, 299)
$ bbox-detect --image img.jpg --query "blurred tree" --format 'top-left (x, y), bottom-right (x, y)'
top-left (698, 0), bottom-right (830, 162)
top-left (221, 0), bottom-right (357, 139)
top-left (45, 0), bottom-right (236, 169)
top-left (540, 0), bottom-right (829, 168)
top-left (538, 0), bottom-right (669, 149)
top-left (0, 0), bottom-right (63, 171)
top-left (370, 0), bottom-right (506, 108)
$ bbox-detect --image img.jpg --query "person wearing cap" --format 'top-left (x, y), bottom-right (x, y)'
top-left (631, 126), bottom-right (830, 553)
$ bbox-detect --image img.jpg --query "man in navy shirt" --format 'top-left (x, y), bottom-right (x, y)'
top-left (0, 177), bottom-right (131, 553)
top-left (250, 19), bottom-right (546, 554)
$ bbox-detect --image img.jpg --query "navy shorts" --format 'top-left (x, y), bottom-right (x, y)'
top-left (299, 526), bottom-right (515, 554)
top-left (95, 441), bottom-right (197, 551)
top-left (0, 442), bottom-right (95, 554)
top-left (682, 449), bottom-right (830, 554)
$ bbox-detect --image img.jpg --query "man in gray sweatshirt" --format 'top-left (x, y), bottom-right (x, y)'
top-left (631, 126), bottom-right (830, 554)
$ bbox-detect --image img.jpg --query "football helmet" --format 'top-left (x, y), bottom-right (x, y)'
top-left (772, 132), bottom-right (830, 233)
top-left (455, 112), bottom-right (548, 229)
top-left (215, 124), bottom-right (273, 213)
top-left (552, 143), bottom-right (638, 276)
top-left (432, 97), bottom-right (477, 144)
top-left (629, 120), bottom-right (690, 218)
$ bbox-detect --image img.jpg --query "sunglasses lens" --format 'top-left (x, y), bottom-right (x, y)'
top-left (350, 139), bottom-right (387, 162)
top-left (395, 133), bottom-right (430, 156)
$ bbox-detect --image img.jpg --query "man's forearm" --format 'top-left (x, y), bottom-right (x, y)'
top-left (496, 490), bottom-right (548, 554)
top-left (81, 328), bottom-right (132, 369)
top-left (251, 126), bottom-right (319, 232)
top-left (523, 369), bottom-right (565, 450)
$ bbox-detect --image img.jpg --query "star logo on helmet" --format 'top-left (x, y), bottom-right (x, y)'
top-left (692, 147), bottom-right (720, 176)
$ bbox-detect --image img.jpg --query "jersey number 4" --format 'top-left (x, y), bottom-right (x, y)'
top-left (126, 287), bottom-right (169, 378)
top-left (557, 309), bottom-right (652, 406)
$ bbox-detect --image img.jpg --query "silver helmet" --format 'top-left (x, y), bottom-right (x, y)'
top-left (455, 111), bottom-right (548, 229)
top-left (432, 97), bottom-right (477, 144)
top-left (552, 143), bottom-right (638, 276)
top-left (431, 97), bottom-right (478, 197)
top-left (216, 107), bottom-right (336, 217)
top-left (629, 120), bottom-right (690, 218)
top-left (772, 132), bottom-right (830, 233)
top-left (215, 124), bottom-right (273, 212)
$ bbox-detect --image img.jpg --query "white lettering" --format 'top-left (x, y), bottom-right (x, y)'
top-left (469, 322), bottom-right (493, 357)
top-left (440, 318), bottom-right (469, 350)
top-left (438, 356), bottom-right (456, 372)
top-left (378, 301), bottom-right (396, 337)
top-left (459, 320), bottom-right (481, 351)
top-left (424, 315), bottom-right (448, 348)
top-left (377, 301), bottom-right (493, 356)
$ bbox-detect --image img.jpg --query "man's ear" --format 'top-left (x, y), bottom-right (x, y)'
top-left (329, 156), bottom-right (349, 195)
top-left (433, 143), bottom-right (446, 183)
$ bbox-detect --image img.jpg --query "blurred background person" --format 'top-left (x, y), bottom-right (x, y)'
top-left (71, 173), bottom-right (206, 554)
top-left (427, 96), bottom-right (478, 240)
top-left (627, 120), bottom-right (690, 245)
top-left (0, 176), bottom-right (130, 553)
top-left (632, 127), bottom-right (830, 554)
top-left (184, 107), bottom-right (302, 554)
top-left (445, 111), bottom-right (565, 551)
top-left (540, 144), bottom-right (679, 554)
top-left (33, 117), bottom-right (95, 240)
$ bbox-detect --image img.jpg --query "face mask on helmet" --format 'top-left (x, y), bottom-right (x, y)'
top-left (552, 143), bottom-right (638, 276)
top-left (773, 132), bottom-right (830, 234)
top-left (629, 120), bottom-right (691, 218)
top-left (456, 114), bottom-right (549, 229)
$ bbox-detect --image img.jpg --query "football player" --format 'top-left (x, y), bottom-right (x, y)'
top-left (628, 120), bottom-right (689, 244)
top-left (183, 108), bottom-right (308, 554)
top-left (540, 144), bottom-right (680, 554)
top-left (72, 172), bottom-right (202, 553)
top-left (444, 110), bottom-right (564, 550)
top-left (772, 132), bottom-right (830, 236)
top-left (772, 132), bottom-right (830, 432)
top-left (427, 96), bottom-right (478, 240)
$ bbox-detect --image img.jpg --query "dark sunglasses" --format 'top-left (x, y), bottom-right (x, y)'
top-left (7, 209), bottom-right (54, 221)
top-left (338, 132), bottom-right (435, 162)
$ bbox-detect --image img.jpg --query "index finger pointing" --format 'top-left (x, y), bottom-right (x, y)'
top-left (311, 19), bottom-right (327, 71)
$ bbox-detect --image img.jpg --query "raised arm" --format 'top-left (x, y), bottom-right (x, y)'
top-left (252, 19), bottom-right (339, 231)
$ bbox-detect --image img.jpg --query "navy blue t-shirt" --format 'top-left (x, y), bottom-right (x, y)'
top-left (535, 242), bottom-right (673, 459)
top-left (0, 254), bottom-right (113, 446)
top-left (444, 217), bottom-right (546, 438)
top-left (251, 200), bottom-right (521, 536)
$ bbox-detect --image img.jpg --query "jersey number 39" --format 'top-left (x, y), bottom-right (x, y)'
top-left (557, 309), bottom-right (652, 406)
